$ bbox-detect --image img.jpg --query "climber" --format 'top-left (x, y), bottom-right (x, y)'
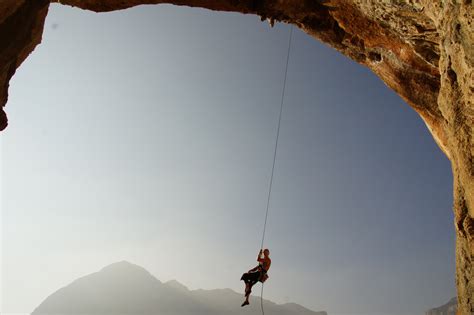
top-left (240, 248), bottom-right (271, 307)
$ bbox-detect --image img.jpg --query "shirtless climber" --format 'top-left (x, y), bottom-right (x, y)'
top-left (240, 249), bottom-right (271, 307)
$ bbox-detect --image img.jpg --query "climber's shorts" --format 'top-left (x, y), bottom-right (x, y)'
top-left (241, 270), bottom-right (262, 284)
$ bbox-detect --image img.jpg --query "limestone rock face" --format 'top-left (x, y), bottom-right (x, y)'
top-left (0, 0), bottom-right (472, 313)
top-left (0, 0), bottom-right (49, 130)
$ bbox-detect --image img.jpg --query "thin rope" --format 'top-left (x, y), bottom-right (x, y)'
top-left (260, 24), bottom-right (294, 251)
top-left (260, 24), bottom-right (294, 315)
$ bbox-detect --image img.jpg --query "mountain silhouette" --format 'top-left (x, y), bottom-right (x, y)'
top-left (425, 297), bottom-right (457, 315)
top-left (32, 261), bottom-right (327, 315)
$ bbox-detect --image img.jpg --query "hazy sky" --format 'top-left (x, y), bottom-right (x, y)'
top-left (1, 3), bottom-right (455, 315)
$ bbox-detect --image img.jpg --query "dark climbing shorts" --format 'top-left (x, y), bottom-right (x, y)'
top-left (241, 271), bottom-right (263, 285)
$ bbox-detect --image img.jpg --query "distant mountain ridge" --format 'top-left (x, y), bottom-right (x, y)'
top-left (425, 297), bottom-right (457, 315)
top-left (32, 261), bottom-right (327, 315)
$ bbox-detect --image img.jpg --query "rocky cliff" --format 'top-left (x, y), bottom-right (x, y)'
top-left (0, 1), bottom-right (472, 313)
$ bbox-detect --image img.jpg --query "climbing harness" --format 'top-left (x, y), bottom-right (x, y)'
top-left (259, 24), bottom-right (294, 315)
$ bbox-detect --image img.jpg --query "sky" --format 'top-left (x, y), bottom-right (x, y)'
top-left (1, 3), bottom-right (456, 315)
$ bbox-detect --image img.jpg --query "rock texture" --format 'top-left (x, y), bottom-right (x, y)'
top-left (0, 0), bottom-right (472, 313)
top-left (0, 0), bottom-right (49, 130)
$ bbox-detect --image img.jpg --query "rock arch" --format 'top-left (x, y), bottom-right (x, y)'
top-left (0, 1), bottom-right (472, 313)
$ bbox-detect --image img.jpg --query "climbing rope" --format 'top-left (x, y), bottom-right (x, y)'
top-left (259, 24), bottom-right (294, 315)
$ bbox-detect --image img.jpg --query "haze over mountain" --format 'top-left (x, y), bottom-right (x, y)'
top-left (425, 297), bottom-right (457, 315)
top-left (32, 261), bottom-right (327, 315)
